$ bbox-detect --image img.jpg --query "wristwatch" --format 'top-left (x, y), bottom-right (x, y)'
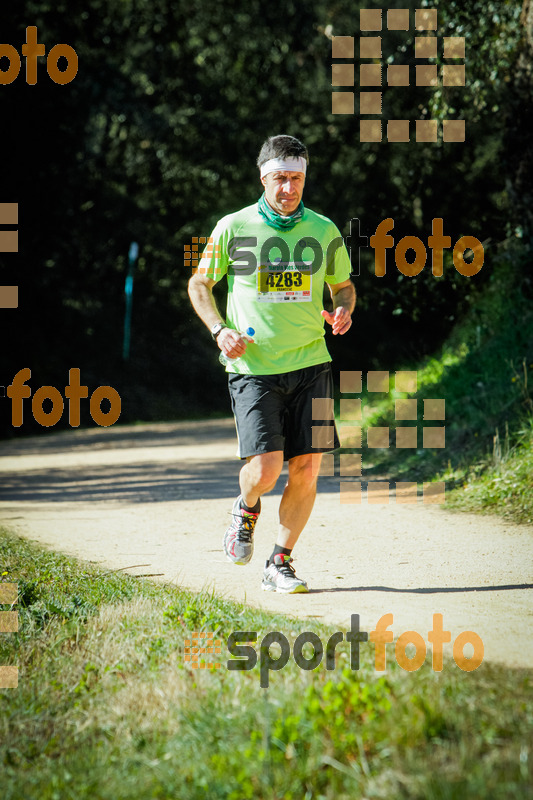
top-left (210, 322), bottom-right (227, 341)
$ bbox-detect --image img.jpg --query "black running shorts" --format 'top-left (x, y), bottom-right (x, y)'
top-left (227, 362), bottom-right (341, 461)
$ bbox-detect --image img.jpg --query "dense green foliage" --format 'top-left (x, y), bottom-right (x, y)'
top-left (355, 238), bottom-right (533, 522)
top-left (0, 0), bottom-right (530, 433)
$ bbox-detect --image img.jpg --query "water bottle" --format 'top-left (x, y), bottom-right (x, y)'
top-left (219, 327), bottom-right (255, 366)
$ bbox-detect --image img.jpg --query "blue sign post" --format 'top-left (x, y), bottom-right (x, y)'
top-left (122, 242), bottom-right (139, 361)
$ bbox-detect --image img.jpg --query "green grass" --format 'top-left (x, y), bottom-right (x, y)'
top-left (1, 530), bottom-right (532, 800)
top-left (445, 418), bottom-right (533, 523)
top-left (339, 240), bottom-right (533, 523)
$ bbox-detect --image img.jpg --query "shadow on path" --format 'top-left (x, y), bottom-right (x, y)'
top-left (308, 583), bottom-right (533, 594)
top-left (0, 421), bottom-right (372, 504)
top-left (0, 419), bottom-right (236, 458)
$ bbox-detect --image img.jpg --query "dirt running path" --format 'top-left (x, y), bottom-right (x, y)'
top-left (1, 420), bottom-right (532, 670)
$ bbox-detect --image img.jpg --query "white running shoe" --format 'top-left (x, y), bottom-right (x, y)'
top-left (223, 496), bottom-right (260, 565)
top-left (261, 554), bottom-right (309, 593)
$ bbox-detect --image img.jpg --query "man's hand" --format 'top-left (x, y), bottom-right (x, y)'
top-left (321, 307), bottom-right (352, 335)
top-left (217, 327), bottom-right (254, 359)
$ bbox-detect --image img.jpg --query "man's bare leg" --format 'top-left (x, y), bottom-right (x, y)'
top-left (260, 452), bottom-right (323, 593)
top-left (224, 451), bottom-right (284, 566)
top-left (239, 450), bottom-right (284, 508)
top-left (277, 452), bottom-right (323, 549)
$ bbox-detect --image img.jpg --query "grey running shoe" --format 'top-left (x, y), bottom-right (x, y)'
top-left (223, 496), bottom-right (260, 565)
top-left (261, 554), bottom-right (309, 593)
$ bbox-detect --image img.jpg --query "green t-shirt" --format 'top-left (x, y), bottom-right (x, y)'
top-left (199, 202), bottom-right (352, 375)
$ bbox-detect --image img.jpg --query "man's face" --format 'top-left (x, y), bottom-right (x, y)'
top-left (261, 170), bottom-right (306, 216)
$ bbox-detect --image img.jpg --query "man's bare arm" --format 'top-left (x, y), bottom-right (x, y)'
top-left (187, 272), bottom-right (224, 331)
top-left (329, 278), bottom-right (356, 312)
top-left (187, 272), bottom-right (252, 358)
top-left (322, 278), bottom-right (356, 335)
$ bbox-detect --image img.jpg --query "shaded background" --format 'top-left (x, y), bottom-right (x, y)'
top-left (0, 0), bottom-right (531, 435)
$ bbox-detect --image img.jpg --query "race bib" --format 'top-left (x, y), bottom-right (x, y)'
top-left (257, 260), bottom-right (312, 302)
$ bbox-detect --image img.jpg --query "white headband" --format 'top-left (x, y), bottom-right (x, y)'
top-left (260, 157), bottom-right (307, 178)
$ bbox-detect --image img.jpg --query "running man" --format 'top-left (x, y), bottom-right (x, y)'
top-left (188, 134), bottom-right (355, 593)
